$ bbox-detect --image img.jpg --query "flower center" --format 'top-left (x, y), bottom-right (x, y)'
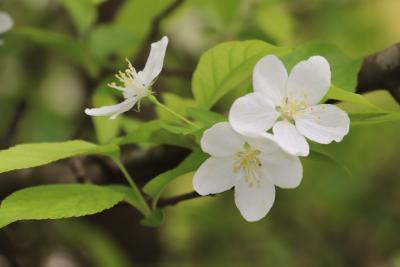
top-left (108, 60), bottom-right (151, 99)
top-left (277, 98), bottom-right (308, 121)
top-left (233, 143), bottom-right (262, 187)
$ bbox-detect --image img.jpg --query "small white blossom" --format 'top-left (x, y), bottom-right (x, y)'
top-left (0, 11), bottom-right (13, 45)
top-left (193, 122), bottom-right (302, 222)
top-left (229, 55), bottom-right (350, 156)
top-left (85, 36), bottom-right (169, 119)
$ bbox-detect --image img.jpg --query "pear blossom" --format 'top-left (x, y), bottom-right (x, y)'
top-left (229, 55), bottom-right (350, 156)
top-left (193, 122), bottom-right (302, 222)
top-left (0, 11), bottom-right (13, 45)
top-left (85, 36), bottom-right (169, 119)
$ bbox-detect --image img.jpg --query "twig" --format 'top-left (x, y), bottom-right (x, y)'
top-left (1, 99), bottom-right (27, 148)
top-left (158, 191), bottom-right (213, 207)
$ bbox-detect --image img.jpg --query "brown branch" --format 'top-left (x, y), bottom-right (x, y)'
top-left (1, 99), bottom-right (27, 149)
top-left (158, 191), bottom-right (215, 207)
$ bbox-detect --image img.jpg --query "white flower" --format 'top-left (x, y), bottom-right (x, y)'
top-left (85, 36), bottom-right (169, 119)
top-left (0, 11), bottom-right (13, 45)
top-left (229, 55), bottom-right (350, 156)
top-left (193, 122), bottom-right (302, 222)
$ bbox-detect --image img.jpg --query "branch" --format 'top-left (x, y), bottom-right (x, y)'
top-left (158, 191), bottom-right (215, 207)
top-left (1, 99), bottom-right (27, 149)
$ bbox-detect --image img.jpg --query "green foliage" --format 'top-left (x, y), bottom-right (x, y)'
top-left (114, 0), bottom-right (174, 57)
top-left (0, 184), bottom-right (126, 228)
top-left (106, 185), bottom-right (144, 212)
top-left (92, 92), bottom-right (121, 144)
top-left (186, 107), bottom-right (226, 127)
top-left (13, 27), bottom-right (97, 74)
top-left (192, 40), bottom-right (291, 109)
top-left (156, 93), bottom-right (196, 122)
top-left (57, 0), bottom-right (97, 34)
top-left (141, 208), bottom-right (164, 227)
top-left (0, 141), bottom-right (119, 174)
top-left (144, 151), bottom-right (208, 205)
top-left (54, 220), bottom-right (131, 267)
top-left (116, 120), bottom-right (197, 149)
top-left (283, 42), bottom-right (362, 92)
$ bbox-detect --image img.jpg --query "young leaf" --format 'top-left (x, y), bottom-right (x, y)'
top-left (143, 151), bottom-right (208, 205)
top-left (0, 141), bottom-right (119, 174)
top-left (0, 184), bottom-right (126, 228)
top-left (192, 40), bottom-right (291, 109)
top-left (116, 120), bottom-right (197, 149)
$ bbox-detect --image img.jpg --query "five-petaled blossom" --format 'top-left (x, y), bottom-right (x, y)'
top-left (0, 11), bottom-right (13, 45)
top-left (193, 122), bottom-right (302, 222)
top-left (85, 36), bottom-right (169, 119)
top-left (229, 55), bottom-right (350, 156)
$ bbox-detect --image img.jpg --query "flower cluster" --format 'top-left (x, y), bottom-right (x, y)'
top-left (85, 37), bottom-right (350, 222)
top-left (194, 55), bottom-right (350, 221)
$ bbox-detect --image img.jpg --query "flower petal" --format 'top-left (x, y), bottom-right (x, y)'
top-left (234, 176), bottom-right (275, 222)
top-left (272, 120), bottom-right (309, 156)
top-left (260, 149), bottom-right (303, 189)
top-left (138, 36), bottom-right (169, 87)
top-left (193, 156), bottom-right (236, 196)
top-left (253, 55), bottom-right (288, 106)
top-left (201, 122), bottom-right (244, 157)
top-left (295, 104), bottom-right (350, 144)
top-left (84, 97), bottom-right (137, 119)
top-left (0, 12), bottom-right (13, 34)
top-left (287, 56), bottom-right (331, 105)
top-left (229, 92), bottom-right (279, 136)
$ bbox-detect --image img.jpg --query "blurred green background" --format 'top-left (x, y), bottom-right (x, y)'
top-left (0, 0), bottom-right (399, 266)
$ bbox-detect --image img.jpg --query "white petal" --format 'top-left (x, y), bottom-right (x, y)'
top-left (253, 55), bottom-right (288, 106)
top-left (193, 156), bottom-right (236, 196)
top-left (138, 36), bottom-right (169, 87)
top-left (244, 133), bottom-right (280, 154)
top-left (234, 176), bottom-right (275, 222)
top-left (229, 92), bottom-right (279, 137)
top-left (287, 56), bottom-right (331, 105)
top-left (0, 12), bottom-right (13, 34)
top-left (272, 120), bottom-right (309, 156)
top-left (295, 104), bottom-right (350, 144)
top-left (200, 122), bottom-right (244, 157)
top-left (84, 97), bottom-right (137, 119)
top-left (260, 149), bottom-right (303, 189)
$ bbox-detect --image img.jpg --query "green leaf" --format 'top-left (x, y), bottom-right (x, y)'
top-left (106, 185), bottom-right (143, 212)
top-left (58, 0), bottom-right (97, 34)
top-left (156, 93), bottom-right (196, 122)
top-left (187, 107), bottom-right (226, 127)
top-left (192, 40), bottom-right (291, 109)
top-left (116, 120), bottom-right (197, 149)
top-left (143, 151), bottom-right (208, 205)
top-left (0, 140), bottom-right (119, 174)
top-left (0, 184), bottom-right (126, 228)
top-left (326, 86), bottom-right (384, 111)
top-left (283, 42), bottom-right (362, 92)
top-left (92, 92), bottom-right (121, 144)
top-left (308, 145), bottom-right (351, 177)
